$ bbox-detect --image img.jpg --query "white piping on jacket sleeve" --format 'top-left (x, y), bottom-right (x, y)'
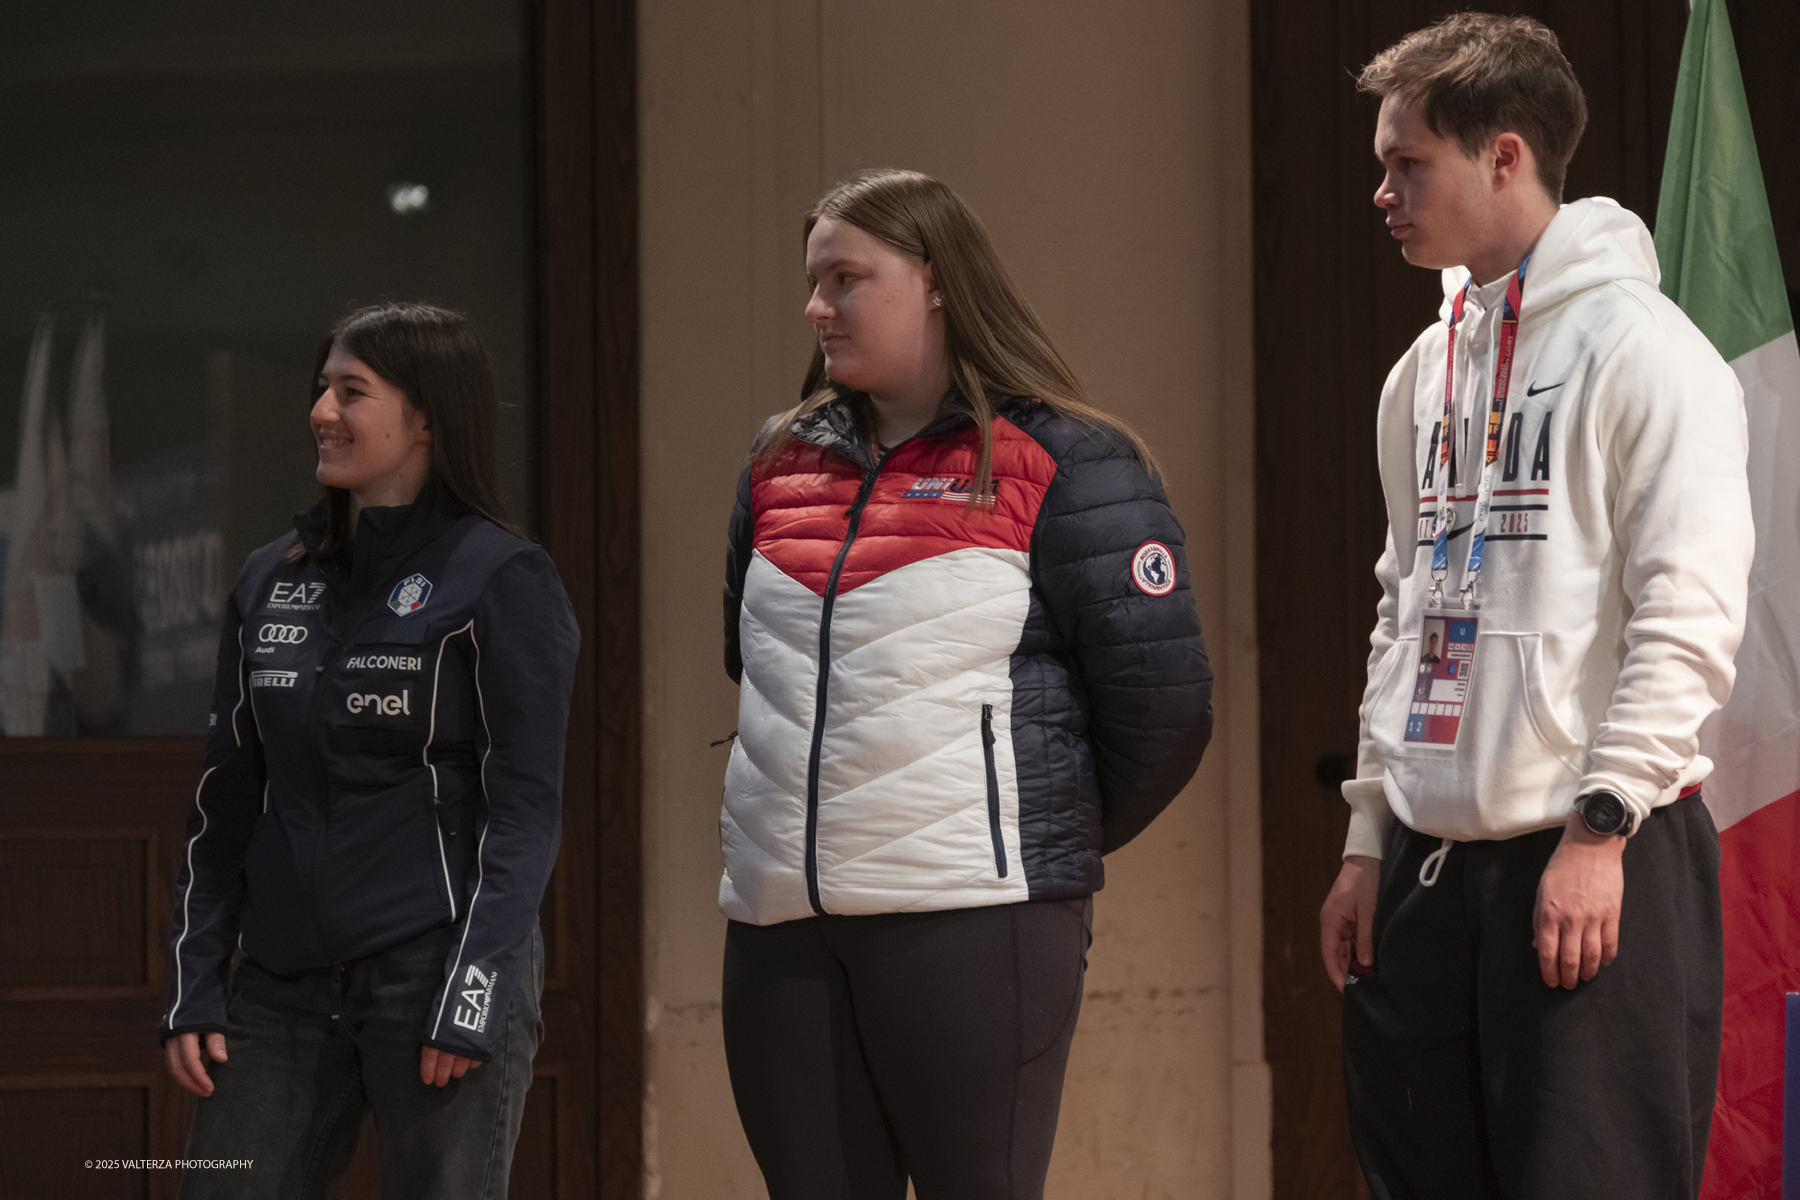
top-left (431, 624), bottom-right (490, 1041)
top-left (423, 619), bottom-right (475, 923)
top-left (167, 626), bottom-right (247, 1029)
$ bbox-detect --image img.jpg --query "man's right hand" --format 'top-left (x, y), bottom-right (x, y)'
top-left (1320, 855), bottom-right (1380, 992)
top-left (165, 1032), bottom-right (228, 1098)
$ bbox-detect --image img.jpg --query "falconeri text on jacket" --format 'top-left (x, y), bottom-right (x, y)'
top-left (721, 397), bottom-right (1214, 926)
top-left (160, 488), bottom-right (580, 1062)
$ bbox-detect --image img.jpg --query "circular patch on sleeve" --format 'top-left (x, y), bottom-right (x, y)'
top-left (1130, 541), bottom-right (1176, 596)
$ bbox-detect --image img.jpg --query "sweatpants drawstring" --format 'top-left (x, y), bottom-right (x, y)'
top-left (1419, 837), bottom-right (1454, 887)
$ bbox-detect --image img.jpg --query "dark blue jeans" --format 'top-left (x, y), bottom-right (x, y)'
top-left (180, 922), bottom-right (543, 1200)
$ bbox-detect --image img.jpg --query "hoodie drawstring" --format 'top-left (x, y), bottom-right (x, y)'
top-left (1418, 837), bottom-right (1454, 887)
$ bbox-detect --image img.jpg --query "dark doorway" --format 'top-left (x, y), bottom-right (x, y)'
top-left (1251, 2), bottom-right (1798, 1196)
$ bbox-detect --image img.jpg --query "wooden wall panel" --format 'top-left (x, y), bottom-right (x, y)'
top-left (0, 829), bottom-right (155, 996)
top-left (0, 1079), bottom-right (151, 1200)
top-left (0, 744), bottom-right (199, 1200)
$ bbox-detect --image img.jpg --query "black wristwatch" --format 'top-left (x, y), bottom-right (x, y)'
top-left (1575, 790), bottom-right (1634, 837)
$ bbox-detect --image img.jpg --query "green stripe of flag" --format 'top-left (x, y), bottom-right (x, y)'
top-left (1654, 0), bottom-right (1794, 363)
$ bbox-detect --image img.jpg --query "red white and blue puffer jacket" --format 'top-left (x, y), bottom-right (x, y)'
top-left (720, 395), bottom-right (1213, 925)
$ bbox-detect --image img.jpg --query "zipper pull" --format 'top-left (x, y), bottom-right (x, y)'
top-left (710, 730), bottom-right (739, 748)
top-left (981, 703), bottom-right (994, 746)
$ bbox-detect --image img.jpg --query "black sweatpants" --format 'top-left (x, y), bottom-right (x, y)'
top-left (722, 897), bottom-right (1091, 1200)
top-left (1342, 796), bottom-right (1722, 1200)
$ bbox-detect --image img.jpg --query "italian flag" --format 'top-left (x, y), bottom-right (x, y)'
top-left (1655, 2), bottom-right (1800, 1195)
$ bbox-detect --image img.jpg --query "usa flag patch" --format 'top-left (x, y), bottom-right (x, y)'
top-left (903, 475), bottom-right (977, 502)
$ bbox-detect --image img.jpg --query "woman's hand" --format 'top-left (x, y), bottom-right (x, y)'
top-left (165, 1032), bottom-right (228, 1098)
top-left (420, 1046), bottom-right (483, 1087)
top-left (1320, 855), bottom-right (1380, 992)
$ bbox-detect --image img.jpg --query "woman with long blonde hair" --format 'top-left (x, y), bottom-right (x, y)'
top-left (718, 169), bottom-right (1212, 1198)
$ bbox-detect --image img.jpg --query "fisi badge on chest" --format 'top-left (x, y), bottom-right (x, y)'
top-left (1404, 258), bottom-right (1526, 747)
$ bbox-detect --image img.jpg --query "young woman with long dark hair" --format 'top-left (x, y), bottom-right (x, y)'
top-left (719, 169), bottom-right (1214, 1199)
top-left (160, 303), bottom-right (579, 1198)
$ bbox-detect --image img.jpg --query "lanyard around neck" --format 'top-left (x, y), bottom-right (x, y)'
top-left (1430, 257), bottom-right (1528, 607)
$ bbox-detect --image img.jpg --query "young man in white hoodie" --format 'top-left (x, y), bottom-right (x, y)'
top-left (1317, 14), bottom-right (1753, 1199)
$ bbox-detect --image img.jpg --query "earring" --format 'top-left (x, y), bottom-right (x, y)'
top-left (932, 296), bottom-right (944, 307)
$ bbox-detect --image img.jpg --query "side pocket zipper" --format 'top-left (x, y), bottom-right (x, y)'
top-left (981, 703), bottom-right (1008, 878)
top-left (430, 795), bottom-right (459, 921)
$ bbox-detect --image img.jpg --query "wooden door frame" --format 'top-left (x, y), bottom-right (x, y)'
top-left (530, 0), bottom-right (642, 1192)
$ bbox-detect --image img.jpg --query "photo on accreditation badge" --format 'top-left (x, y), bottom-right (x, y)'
top-left (1418, 620), bottom-right (1445, 669)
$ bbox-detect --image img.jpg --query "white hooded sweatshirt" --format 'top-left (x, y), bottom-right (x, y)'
top-left (1343, 198), bottom-right (1753, 859)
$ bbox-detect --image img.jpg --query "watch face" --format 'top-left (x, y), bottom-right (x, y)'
top-left (1585, 793), bottom-right (1626, 834)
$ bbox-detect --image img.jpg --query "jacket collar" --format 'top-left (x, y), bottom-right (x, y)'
top-left (788, 390), bottom-right (1029, 469)
top-left (295, 480), bottom-right (464, 604)
top-left (790, 394), bottom-right (875, 468)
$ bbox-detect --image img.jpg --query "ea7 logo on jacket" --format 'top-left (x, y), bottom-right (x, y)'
top-left (267, 581), bottom-right (326, 612)
top-left (1131, 541), bottom-right (1176, 596)
top-left (452, 964), bottom-right (498, 1034)
top-left (347, 689), bottom-right (412, 716)
top-left (389, 573), bottom-right (432, 616)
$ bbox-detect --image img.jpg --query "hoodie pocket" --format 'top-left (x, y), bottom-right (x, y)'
top-left (1378, 630), bottom-right (1585, 828)
top-left (981, 703), bottom-right (1008, 879)
top-left (1362, 638), bottom-right (1411, 727)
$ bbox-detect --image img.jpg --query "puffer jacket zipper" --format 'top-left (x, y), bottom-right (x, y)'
top-left (981, 703), bottom-right (1007, 877)
top-left (803, 446), bottom-right (896, 915)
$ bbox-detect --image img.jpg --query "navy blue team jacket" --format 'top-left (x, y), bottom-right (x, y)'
top-left (160, 487), bottom-right (579, 1061)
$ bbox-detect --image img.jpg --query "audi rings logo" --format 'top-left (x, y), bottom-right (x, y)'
top-left (258, 623), bottom-right (309, 645)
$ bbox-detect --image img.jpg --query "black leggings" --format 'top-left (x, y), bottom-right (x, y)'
top-left (722, 897), bottom-right (1091, 1200)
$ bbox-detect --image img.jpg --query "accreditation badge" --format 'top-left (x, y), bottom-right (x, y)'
top-left (1403, 608), bottom-right (1479, 747)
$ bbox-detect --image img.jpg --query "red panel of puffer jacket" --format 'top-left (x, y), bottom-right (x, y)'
top-left (751, 415), bottom-right (1059, 596)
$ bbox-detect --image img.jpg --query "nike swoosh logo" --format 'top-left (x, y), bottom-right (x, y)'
top-left (1418, 523), bottom-right (1474, 545)
top-left (1526, 380), bottom-right (1565, 396)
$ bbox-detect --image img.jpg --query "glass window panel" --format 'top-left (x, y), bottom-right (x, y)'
top-left (0, 1), bottom-right (532, 736)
